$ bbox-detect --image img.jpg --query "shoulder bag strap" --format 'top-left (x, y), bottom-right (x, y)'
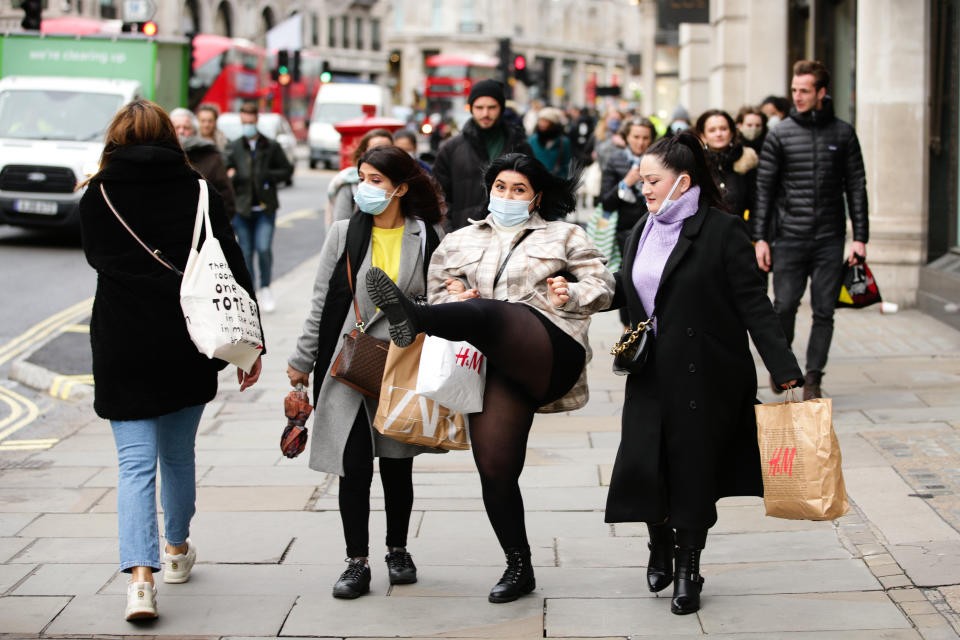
top-left (100, 183), bottom-right (184, 276)
top-left (344, 253), bottom-right (366, 331)
top-left (493, 228), bottom-right (534, 289)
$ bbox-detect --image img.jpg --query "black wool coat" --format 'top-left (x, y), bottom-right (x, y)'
top-left (604, 200), bottom-right (802, 530)
top-left (432, 117), bottom-right (534, 231)
top-left (79, 142), bottom-right (259, 421)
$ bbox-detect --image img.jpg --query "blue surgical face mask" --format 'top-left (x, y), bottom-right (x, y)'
top-left (488, 195), bottom-right (532, 226)
top-left (242, 123), bottom-right (258, 138)
top-left (651, 175), bottom-right (685, 216)
top-left (354, 181), bottom-right (399, 215)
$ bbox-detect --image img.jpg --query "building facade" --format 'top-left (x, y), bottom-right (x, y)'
top-left (671, 0), bottom-right (954, 314)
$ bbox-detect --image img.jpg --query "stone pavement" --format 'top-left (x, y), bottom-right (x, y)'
top-left (1, 253), bottom-right (960, 639)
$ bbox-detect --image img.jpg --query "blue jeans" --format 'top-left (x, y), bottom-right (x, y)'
top-left (110, 404), bottom-right (205, 573)
top-left (232, 209), bottom-right (276, 288)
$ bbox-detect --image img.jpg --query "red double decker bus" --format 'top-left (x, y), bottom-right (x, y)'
top-left (424, 53), bottom-right (497, 109)
top-left (189, 34), bottom-right (269, 113)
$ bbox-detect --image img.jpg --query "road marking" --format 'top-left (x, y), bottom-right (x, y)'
top-left (276, 208), bottom-right (320, 228)
top-left (0, 297), bottom-right (93, 366)
top-left (0, 437), bottom-right (58, 451)
top-left (49, 374), bottom-right (94, 400)
top-left (61, 324), bottom-right (90, 333)
top-left (0, 386), bottom-right (41, 442)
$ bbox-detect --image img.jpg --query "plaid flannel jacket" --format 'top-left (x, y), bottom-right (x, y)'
top-left (427, 213), bottom-right (615, 412)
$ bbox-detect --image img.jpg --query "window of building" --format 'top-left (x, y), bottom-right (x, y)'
top-left (328, 16), bottom-right (336, 47)
top-left (342, 16), bottom-right (350, 48)
top-left (394, 0), bottom-right (404, 30)
top-left (312, 13), bottom-right (319, 46)
top-left (372, 19), bottom-right (382, 51)
top-left (356, 17), bottom-right (364, 49)
top-left (431, 0), bottom-right (443, 30)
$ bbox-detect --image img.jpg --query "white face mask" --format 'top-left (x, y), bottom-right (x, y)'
top-left (767, 115), bottom-right (781, 128)
top-left (651, 175), bottom-right (685, 216)
top-left (740, 126), bottom-right (762, 141)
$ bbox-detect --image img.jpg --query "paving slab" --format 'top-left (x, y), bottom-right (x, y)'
top-left (26, 449), bottom-right (119, 467)
top-left (888, 541), bottom-right (960, 587)
top-left (195, 449), bottom-right (285, 466)
top-left (198, 464), bottom-right (328, 487)
top-left (613, 506), bottom-right (831, 536)
top-left (698, 592), bottom-right (912, 634)
top-left (282, 594), bottom-right (543, 638)
top-left (543, 597), bottom-right (702, 636)
top-left (531, 415), bottom-right (621, 433)
top-left (45, 594), bottom-right (295, 636)
top-left (419, 510), bottom-right (612, 540)
top-left (0, 487), bottom-right (106, 513)
top-left (0, 562), bottom-right (35, 593)
top-left (13, 563), bottom-right (117, 595)
top-left (866, 406), bottom-right (960, 424)
top-left (558, 530), bottom-right (850, 567)
top-left (0, 594), bottom-right (70, 634)
top-left (91, 485), bottom-right (316, 512)
top-left (0, 466), bottom-right (100, 488)
top-left (703, 559), bottom-right (880, 595)
top-left (0, 513), bottom-right (36, 536)
top-left (18, 512), bottom-right (121, 538)
top-left (13, 537), bottom-right (116, 564)
top-left (0, 536), bottom-right (34, 562)
top-left (844, 467), bottom-right (960, 544)
top-left (391, 566), bottom-right (647, 599)
top-left (832, 392), bottom-right (927, 411)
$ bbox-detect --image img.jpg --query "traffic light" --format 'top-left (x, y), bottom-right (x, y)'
top-left (121, 21), bottom-right (157, 35)
top-left (292, 50), bottom-right (301, 83)
top-left (142, 21), bottom-right (157, 36)
top-left (497, 38), bottom-right (512, 86)
top-left (21, 0), bottom-right (42, 31)
top-left (320, 61), bottom-right (332, 83)
top-left (513, 54), bottom-right (530, 85)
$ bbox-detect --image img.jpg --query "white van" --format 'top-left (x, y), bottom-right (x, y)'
top-left (0, 76), bottom-right (142, 229)
top-left (308, 83), bottom-right (386, 169)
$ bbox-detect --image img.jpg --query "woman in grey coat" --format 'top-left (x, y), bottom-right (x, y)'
top-left (287, 146), bottom-right (444, 599)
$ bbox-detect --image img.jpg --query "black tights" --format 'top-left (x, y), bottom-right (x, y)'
top-left (416, 299), bottom-right (585, 551)
top-left (339, 407), bottom-right (414, 558)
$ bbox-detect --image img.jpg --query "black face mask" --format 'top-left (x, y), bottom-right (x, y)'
top-left (537, 123), bottom-right (562, 145)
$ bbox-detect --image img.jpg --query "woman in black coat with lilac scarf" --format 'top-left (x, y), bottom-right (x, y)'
top-left (604, 132), bottom-right (802, 616)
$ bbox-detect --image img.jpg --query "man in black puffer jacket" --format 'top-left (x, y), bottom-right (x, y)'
top-left (753, 60), bottom-right (868, 400)
top-left (433, 80), bottom-right (533, 230)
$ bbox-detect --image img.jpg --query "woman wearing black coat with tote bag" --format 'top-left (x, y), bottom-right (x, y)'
top-left (604, 131), bottom-right (802, 616)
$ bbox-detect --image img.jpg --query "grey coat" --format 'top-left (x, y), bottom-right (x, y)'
top-left (288, 216), bottom-right (445, 476)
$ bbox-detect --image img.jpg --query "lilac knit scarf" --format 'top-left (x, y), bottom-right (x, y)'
top-left (631, 185), bottom-right (701, 319)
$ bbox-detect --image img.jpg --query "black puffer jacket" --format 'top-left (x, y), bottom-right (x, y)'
top-left (752, 97), bottom-right (868, 243)
top-left (433, 117), bottom-right (533, 230)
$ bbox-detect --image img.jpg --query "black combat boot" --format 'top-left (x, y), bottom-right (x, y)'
top-left (488, 547), bottom-right (536, 603)
top-left (646, 523), bottom-right (675, 593)
top-left (671, 546), bottom-right (704, 615)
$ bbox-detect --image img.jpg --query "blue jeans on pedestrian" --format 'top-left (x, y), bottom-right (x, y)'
top-left (110, 404), bottom-right (205, 573)
top-left (232, 208), bottom-right (276, 288)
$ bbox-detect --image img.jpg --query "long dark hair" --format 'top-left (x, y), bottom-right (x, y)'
top-left (483, 153), bottom-right (581, 220)
top-left (642, 131), bottom-right (725, 210)
top-left (694, 109), bottom-right (736, 145)
top-left (358, 145), bottom-right (443, 224)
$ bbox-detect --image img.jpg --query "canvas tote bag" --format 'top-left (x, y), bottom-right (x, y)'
top-left (180, 180), bottom-right (264, 372)
top-left (755, 394), bottom-right (850, 520)
top-left (374, 334), bottom-right (470, 451)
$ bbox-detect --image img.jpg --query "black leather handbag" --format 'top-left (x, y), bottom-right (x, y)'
top-left (611, 318), bottom-right (654, 376)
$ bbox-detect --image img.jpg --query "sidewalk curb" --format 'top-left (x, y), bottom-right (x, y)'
top-left (9, 354), bottom-right (93, 401)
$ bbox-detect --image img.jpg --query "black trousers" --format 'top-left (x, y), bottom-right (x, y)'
top-left (771, 238), bottom-right (846, 377)
top-left (339, 406), bottom-right (414, 558)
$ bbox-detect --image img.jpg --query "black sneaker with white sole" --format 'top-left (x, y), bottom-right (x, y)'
top-left (365, 267), bottom-right (421, 347)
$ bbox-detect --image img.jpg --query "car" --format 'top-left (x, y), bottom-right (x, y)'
top-left (217, 112), bottom-right (297, 185)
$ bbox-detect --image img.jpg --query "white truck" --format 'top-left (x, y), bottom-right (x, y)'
top-left (308, 82), bottom-right (387, 170)
top-left (0, 76), bottom-right (142, 229)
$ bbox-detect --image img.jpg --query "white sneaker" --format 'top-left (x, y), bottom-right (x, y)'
top-left (163, 538), bottom-right (197, 584)
top-left (259, 286), bottom-right (276, 313)
top-left (125, 580), bottom-right (158, 620)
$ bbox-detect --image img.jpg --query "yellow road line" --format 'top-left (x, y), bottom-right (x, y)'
top-left (0, 442), bottom-right (54, 451)
top-left (2, 438), bottom-right (58, 445)
top-left (0, 386), bottom-right (40, 442)
top-left (61, 325), bottom-right (90, 333)
top-left (276, 208), bottom-right (319, 228)
top-left (0, 297), bottom-right (93, 366)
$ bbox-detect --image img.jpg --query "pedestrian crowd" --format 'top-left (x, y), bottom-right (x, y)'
top-left (77, 59), bottom-right (867, 623)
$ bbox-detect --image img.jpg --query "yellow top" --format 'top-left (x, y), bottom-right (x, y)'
top-left (371, 225), bottom-right (405, 284)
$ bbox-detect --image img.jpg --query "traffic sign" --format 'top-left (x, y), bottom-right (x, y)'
top-left (123, 0), bottom-right (156, 23)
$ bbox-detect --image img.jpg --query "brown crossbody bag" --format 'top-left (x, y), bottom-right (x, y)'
top-left (329, 254), bottom-right (391, 397)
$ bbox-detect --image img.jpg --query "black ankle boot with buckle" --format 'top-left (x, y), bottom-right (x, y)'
top-left (332, 558), bottom-right (371, 599)
top-left (488, 547), bottom-right (536, 603)
top-left (671, 546), bottom-right (705, 615)
top-left (385, 548), bottom-right (417, 585)
top-left (646, 523), bottom-right (675, 593)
